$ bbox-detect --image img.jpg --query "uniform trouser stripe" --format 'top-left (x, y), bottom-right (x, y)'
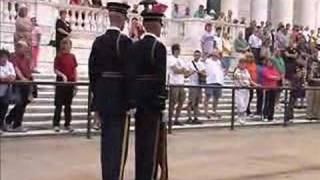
top-left (154, 122), bottom-right (169, 180)
top-left (151, 118), bottom-right (161, 180)
top-left (119, 115), bottom-right (130, 180)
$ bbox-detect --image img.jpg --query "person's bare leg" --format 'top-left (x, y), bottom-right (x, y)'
top-left (175, 101), bottom-right (183, 121)
top-left (168, 101), bottom-right (175, 124)
top-left (212, 97), bottom-right (221, 119)
top-left (187, 102), bottom-right (193, 120)
top-left (204, 96), bottom-right (210, 119)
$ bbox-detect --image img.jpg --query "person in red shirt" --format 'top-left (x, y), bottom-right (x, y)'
top-left (69, 0), bottom-right (81, 5)
top-left (262, 58), bottom-right (281, 122)
top-left (5, 41), bottom-right (33, 132)
top-left (53, 38), bottom-right (78, 132)
top-left (244, 53), bottom-right (257, 116)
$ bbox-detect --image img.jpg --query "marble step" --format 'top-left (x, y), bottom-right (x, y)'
top-left (2, 119), bottom-right (320, 138)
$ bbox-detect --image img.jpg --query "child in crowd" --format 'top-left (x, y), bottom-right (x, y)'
top-left (0, 49), bottom-right (16, 133)
top-left (244, 53), bottom-right (257, 116)
top-left (294, 66), bottom-right (306, 108)
top-left (234, 58), bottom-right (258, 125)
top-left (262, 58), bottom-right (281, 122)
top-left (53, 38), bottom-right (78, 132)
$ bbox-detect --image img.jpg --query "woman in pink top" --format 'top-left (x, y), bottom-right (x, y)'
top-left (262, 58), bottom-right (281, 121)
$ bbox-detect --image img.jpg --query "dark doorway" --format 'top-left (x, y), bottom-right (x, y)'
top-left (207, 0), bottom-right (221, 16)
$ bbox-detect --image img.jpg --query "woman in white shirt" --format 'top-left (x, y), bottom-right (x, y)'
top-left (0, 49), bottom-right (16, 132)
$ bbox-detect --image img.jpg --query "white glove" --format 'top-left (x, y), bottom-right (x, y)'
top-left (127, 108), bottom-right (137, 117)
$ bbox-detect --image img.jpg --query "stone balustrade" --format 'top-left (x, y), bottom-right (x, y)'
top-left (0, 0), bottom-right (245, 50)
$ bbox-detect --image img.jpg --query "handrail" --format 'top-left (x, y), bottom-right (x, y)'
top-left (1, 80), bottom-right (319, 138)
top-left (2, 81), bottom-right (320, 91)
top-left (168, 84), bottom-right (320, 91)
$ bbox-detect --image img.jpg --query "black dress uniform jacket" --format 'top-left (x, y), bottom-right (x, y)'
top-left (89, 29), bottom-right (133, 114)
top-left (127, 34), bottom-right (167, 112)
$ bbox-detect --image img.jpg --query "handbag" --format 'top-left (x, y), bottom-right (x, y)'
top-left (48, 32), bottom-right (56, 47)
top-left (192, 61), bottom-right (206, 84)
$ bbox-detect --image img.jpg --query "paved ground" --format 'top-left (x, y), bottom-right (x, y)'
top-left (1, 125), bottom-right (320, 180)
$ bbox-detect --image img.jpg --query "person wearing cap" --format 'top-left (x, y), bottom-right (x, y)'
top-left (88, 2), bottom-right (132, 180)
top-left (127, 7), bottom-right (168, 180)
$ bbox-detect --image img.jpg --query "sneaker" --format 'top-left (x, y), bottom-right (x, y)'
top-left (173, 121), bottom-right (184, 126)
top-left (239, 119), bottom-right (246, 125)
top-left (0, 129), bottom-right (3, 135)
top-left (186, 118), bottom-right (193, 124)
top-left (3, 124), bottom-right (11, 132)
top-left (92, 124), bottom-right (101, 131)
top-left (263, 118), bottom-right (269, 122)
top-left (64, 126), bottom-right (74, 133)
top-left (53, 126), bottom-right (60, 132)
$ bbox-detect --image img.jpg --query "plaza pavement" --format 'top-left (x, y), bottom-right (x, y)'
top-left (1, 125), bottom-right (320, 180)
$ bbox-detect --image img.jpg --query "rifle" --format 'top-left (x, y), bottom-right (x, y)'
top-left (153, 112), bottom-right (169, 180)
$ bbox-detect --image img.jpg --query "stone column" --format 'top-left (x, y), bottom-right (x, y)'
top-left (271, 0), bottom-right (294, 26)
top-left (220, 0), bottom-right (239, 19)
top-left (250, 0), bottom-right (269, 23)
top-left (294, 0), bottom-right (317, 29)
top-left (317, 0), bottom-right (320, 28)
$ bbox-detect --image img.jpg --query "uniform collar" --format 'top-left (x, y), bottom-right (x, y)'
top-left (107, 26), bottom-right (121, 32)
top-left (142, 32), bottom-right (159, 40)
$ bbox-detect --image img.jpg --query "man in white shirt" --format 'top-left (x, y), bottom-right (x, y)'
top-left (249, 29), bottom-right (262, 64)
top-left (168, 44), bottom-right (187, 126)
top-left (204, 50), bottom-right (225, 119)
top-left (185, 50), bottom-right (206, 124)
top-left (0, 49), bottom-right (16, 132)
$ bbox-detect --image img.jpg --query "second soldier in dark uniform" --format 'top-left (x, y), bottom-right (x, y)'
top-left (88, 2), bottom-right (132, 180)
top-left (127, 9), bottom-right (168, 180)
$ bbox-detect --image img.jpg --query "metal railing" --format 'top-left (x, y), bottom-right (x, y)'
top-left (1, 81), bottom-right (320, 139)
top-left (167, 84), bottom-right (320, 133)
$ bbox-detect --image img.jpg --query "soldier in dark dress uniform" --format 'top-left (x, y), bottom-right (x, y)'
top-left (88, 2), bottom-right (132, 180)
top-left (127, 9), bottom-right (168, 180)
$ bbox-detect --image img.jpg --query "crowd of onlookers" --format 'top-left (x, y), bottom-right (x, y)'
top-left (167, 19), bottom-right (320, 125)
top-left (1, 4), bottom-right (320, 133)
top-left (0, 6), bottom-right (78, 134)
top-left (171, 4), bottom-right (246, 25)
